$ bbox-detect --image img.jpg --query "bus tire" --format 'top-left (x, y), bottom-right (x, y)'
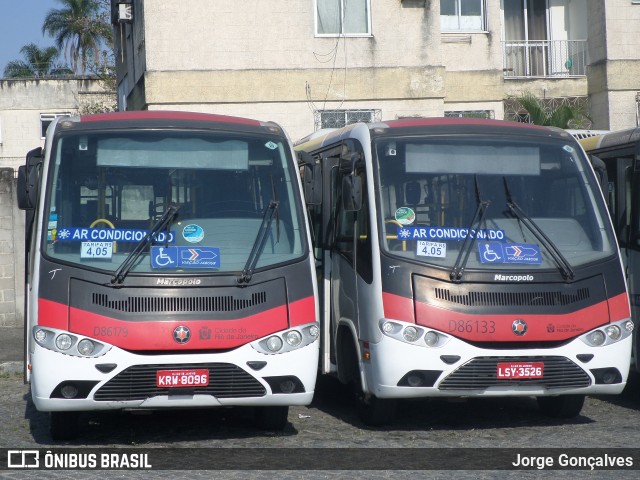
top-left (536, 394), bottom-right (585, 418)
top-left (50, 411), bottom-right (79, 441)
top-left (254, 406), bottom-right (289, 430)
top-left (356, 393), bottom-right (397, 427)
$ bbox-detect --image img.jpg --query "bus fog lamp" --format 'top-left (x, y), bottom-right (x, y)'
top-left (266, 336), bottom-right (283, 352)
top-left (280, 379), bottom-right (296, 393)
top-left (424, 331), bottom-right (439, 347)
top-left (60, 384), bottom-right (78, 399)
top-left (77, 339), bottom-right (95, 355)
top-left (624, 320), bottom-right (634, 332)
top-left (34, 329), bottom-right (47, 342)
top-left (55, 334), bottom-right (73, 351)
top-left (587, 330), bottom-right (606, 346)
top-left (604, 325), bottom-right (621, 341)
top-left (403, 326), bottom-right (419, 342)
top-left (285, 330), bottom-right (302, 347)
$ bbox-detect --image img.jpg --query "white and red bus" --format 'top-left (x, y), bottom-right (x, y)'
top-left (295, 117), bottom-right (633, 425)
top-left (579, 127), bottom-right (640, 373)
top-left (17, 111), bottom-right (319, 439)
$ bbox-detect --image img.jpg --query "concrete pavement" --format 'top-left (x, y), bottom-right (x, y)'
top-left (0, 326), bottom-right (24, 375)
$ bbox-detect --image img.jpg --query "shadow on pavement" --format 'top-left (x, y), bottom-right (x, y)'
top-left (310, 375), bottom-right (595, 432)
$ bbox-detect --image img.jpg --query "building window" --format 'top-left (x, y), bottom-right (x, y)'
top-left (440, 0), bottom-right (485, 32)
top-left (444, 110), bottom-right (494, 119)
top-left (315, 109), bottom-right (380, 130)
top-left (40, 113), bottom-right (70, 138)
top-left (315, 0), bottom-right (371, 36)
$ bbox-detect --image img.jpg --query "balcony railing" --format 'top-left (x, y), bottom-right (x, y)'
top-left (502, 39), bottom-right (587, 78)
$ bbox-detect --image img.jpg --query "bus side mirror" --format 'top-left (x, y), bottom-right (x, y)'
top-left (17, 147), bottom-right (43, 210)
top-left (297, 151), bottom-right (321, 205)
top-left (342, 174), bottom-right (362, 212)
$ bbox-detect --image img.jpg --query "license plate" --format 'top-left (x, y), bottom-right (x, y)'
top-left (496, 362), bottom-right (544, 379)
top-left (156, 369), bottom-right (209, 388)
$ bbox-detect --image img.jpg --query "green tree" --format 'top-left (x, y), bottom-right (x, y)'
top-left (42, 0), bottom-right (112, 74)
top-left (3, 43), bottom-right (72, 78)
top-left (516, 93), bottom-right (588, 129)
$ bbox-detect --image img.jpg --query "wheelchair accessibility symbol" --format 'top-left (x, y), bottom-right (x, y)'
top-left (478, 242), bottom-right (541, 265)
top-left (481, 243), bottom-right (502, 263)
top-left (151, 246), bottom-right (220, 269)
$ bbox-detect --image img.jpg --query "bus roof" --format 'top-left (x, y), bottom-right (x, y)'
top-left (579, 126), bottom-right (640, 152)
top-left (295, 117), bottom-right (570, 152)
top-left (79, 110), bottom-right (262, 126)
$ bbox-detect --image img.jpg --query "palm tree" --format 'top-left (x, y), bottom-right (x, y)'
top-left (3, 43), bottom-right (73, 78)
top-left (516, 92), bottom-right (589, 129)
top-left (42, 0), bottom-right (112, 74)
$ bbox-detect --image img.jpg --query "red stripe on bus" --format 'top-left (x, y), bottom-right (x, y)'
top-left (38, 298), bottom-right (69, 330)
top-left (608, 292), bottom-right (631, 321)
top-left (288, 296), bottom-right (317, 327)
top-left (415, 298), bottom-right (613, 342)
top-left (382, 292), bottom-right (415, 324)
top-left (68, 305), bottom-right (288, 350)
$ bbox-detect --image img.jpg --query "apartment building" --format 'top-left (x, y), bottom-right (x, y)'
top-left (112, 0), bottom-right (640, 140)
top-left (0, 78), bottom-right (115, 169)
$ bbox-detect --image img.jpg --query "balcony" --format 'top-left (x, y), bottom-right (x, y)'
top-left (502, 40), bottom-right (587, 78)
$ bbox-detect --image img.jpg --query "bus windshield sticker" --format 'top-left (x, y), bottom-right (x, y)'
top-left (397, 226), bottom-right (505, 241)
top-left (417, 241), bottom-right (446, 258)
top-left (55, 227), bottom-right (175, 244)
top-left (395, 207), bottom-right (416, 226)
top-left (478, 242), bottom-right (542, 264)
top-left (151, 246), bottom-right (220, 269)
top-left (182, 224), bottom-right (205, 243)
top-left (265, 141), bottom-right (277, 150)
top-left (48, 213), bottom-right (58, 230)
top-left (81, 241), bottom-right (113, 259)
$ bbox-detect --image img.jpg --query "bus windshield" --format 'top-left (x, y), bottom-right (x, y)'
top-left (44, 130), bottom-right (305, 274)
top-left (374, 135), bottom-right (616, 270)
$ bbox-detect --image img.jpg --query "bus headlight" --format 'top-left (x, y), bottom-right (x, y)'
top-left (604, 325), bottom-right (621, 341)
top-left (252, 322), bottom-right (320, 355)
top-left (403, 326), bottom-right (420, 343)
top-left (379, 319), bottom-right (450, 348)
top-left (266, 336), bottom-right (284, 352)
top-left (424, 331), bottom-right (439, 347)
top-left (579, 319), bottom-right (634, 347)
top-left (285, 330), bottom-right (303, 347)
top-left (55, 334), bottom-right (73, 351)
top-left (77, 339), bottom-right (96, 356)
top-left (32, 326), bottom-right (110, 357)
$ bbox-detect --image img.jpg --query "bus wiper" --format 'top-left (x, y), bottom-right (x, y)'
top-left (238, 200), bottom-right (280, 284)
top-left (110, 203), bottom-right (181, 286)
top-left (450, 175), bottom-right (490, 282)
top-left (502, 177), bottom-right (575, 281)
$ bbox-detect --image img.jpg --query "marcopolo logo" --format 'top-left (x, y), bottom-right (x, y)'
top-left (494, 274), bottom-right (534, 282)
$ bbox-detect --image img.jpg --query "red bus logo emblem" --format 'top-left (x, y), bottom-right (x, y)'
top-left (173, 326), bottom-right (191, 343)
top-left (512, 319), bottom-right (527, 336)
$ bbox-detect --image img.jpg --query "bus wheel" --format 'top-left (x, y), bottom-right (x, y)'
top-left (254, 406), bottom-right (289, 430)
top-left (536, 394), bottom-right (585, 418)
top-left (50, 411), bottom-right (79, 441)
top-left (356, 393), bottom-right (397, 427)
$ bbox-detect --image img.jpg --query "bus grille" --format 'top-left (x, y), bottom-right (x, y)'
top-left (438, 356), bottom-right (591, 391)
top-left (94, 363), bottom-right (266, 401)
top-left (91, 291), bottom-right (267, 313)
top-left (434, 288), bottom-right (590, 307)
